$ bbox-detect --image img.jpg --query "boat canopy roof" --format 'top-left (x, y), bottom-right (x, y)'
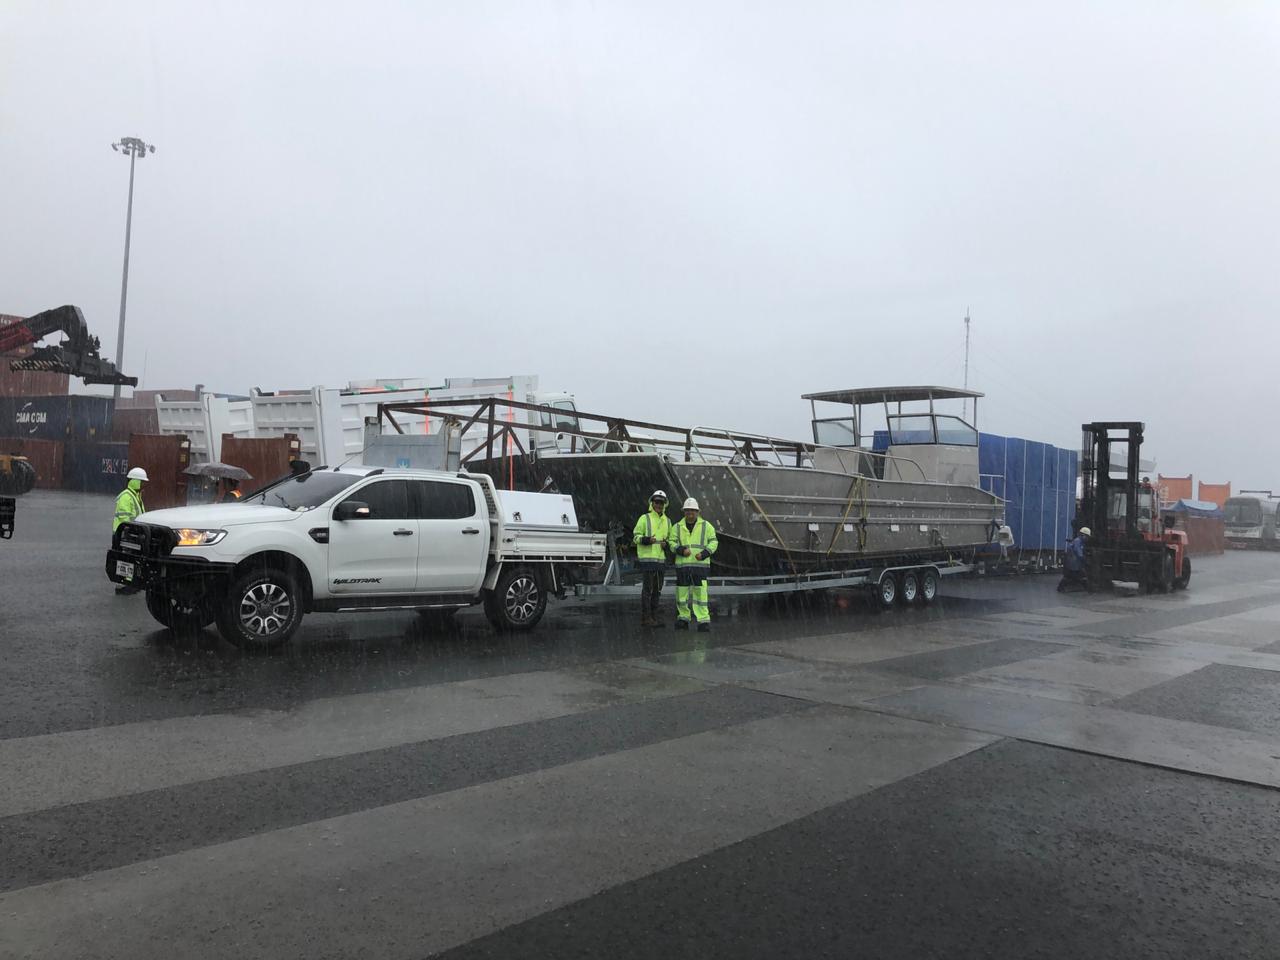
top-left (802, 385), bottom-right (983, 406)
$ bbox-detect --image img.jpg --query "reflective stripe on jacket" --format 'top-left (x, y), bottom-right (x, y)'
top-left (668, 517), bottom-right (718, 567)
top-left (113, 486), bottom-right (145, 533)
top-left (633, 508), bottom-right (671, 567)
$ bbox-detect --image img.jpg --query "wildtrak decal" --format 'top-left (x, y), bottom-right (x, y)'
top-left (333, 577), bottom-right (383, 584)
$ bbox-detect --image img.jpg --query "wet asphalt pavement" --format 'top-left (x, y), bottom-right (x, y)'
top-left (3, 489), bottom-right (1280, 958)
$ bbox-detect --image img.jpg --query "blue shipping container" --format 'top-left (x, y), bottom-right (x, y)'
top-left (0, 396), bottom-right (115, 442)
top-left (62, 441), bottom-right (131, 494)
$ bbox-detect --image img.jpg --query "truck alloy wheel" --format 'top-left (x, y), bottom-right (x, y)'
top-left (217, 568), bottom-right (302, 650)
top-left (145, 590), bottom-right (215, 633)
top-left (485, 567), bottom-right (547, 631)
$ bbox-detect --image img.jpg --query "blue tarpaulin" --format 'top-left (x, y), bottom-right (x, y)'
top-left (1165, 499), bottom-right (1224, 518)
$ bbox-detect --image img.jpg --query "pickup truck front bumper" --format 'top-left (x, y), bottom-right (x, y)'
top-left (106, 522), bottom-right (234, 590)
top-left (106, 549), bottom-right (235, 589)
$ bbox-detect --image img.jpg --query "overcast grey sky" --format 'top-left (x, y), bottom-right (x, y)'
top-left (2, 1), bottom-right (1277, 483)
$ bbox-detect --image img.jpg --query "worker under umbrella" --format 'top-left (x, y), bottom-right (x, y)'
top-left (218, 477), bottom-right (243, 502)
top-left (667, 497), bottom-right (718, 631)
top-left (632, 489), bottom-right (671, 628)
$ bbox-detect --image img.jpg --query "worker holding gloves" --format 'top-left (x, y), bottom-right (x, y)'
top-left (668, 497), bottom-right (718, 631)
top-left (633, 489), bottom-right (672, 628)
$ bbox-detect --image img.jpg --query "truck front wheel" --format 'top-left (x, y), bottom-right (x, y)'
top-left (484, 566), bottom-right (547, 631)
top-left (216, 567), bottom-right (303, 650)
top-left (146, 589), bottom-right (216, 634)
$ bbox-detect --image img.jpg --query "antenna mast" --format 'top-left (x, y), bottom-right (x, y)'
top-left (962, 309), bottom-right (971, 419)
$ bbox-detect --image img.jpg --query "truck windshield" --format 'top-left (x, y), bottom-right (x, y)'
top-left (241, 472), bottom-right (361, 510)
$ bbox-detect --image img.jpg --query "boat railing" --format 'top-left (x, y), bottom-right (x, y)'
top-left (686, 425), bottom-right (929, 483)
top-left (374, 395), bottom-right (928, 484)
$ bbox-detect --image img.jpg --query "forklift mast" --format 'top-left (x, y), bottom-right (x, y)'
top-left (1079, 421), bottom-right (1144, 541)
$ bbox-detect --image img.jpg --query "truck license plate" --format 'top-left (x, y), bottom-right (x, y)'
top-left (115, 560), bottom-right (135, 580)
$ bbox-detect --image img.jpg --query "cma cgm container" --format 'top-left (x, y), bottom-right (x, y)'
top-left (977, 433), bottom-right (1079, 558)
top-left (0, 395), bottom-right (114, 442)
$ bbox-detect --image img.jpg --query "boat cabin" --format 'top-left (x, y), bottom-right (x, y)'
top-left (802, 385), bottom-right (983, 485)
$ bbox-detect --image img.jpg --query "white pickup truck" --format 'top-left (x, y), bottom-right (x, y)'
top-left (105, 466), bottom-right (606, 649)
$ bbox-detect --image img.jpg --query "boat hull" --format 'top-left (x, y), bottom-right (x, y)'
top-left (526, 452), bottom-right (1003, 574)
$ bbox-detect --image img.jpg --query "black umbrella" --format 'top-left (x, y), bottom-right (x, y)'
top-left (183, 462), bottom-right (253, 480)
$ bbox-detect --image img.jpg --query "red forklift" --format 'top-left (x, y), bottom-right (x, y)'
top-left (1080, 422), bottom-right (1191, 593)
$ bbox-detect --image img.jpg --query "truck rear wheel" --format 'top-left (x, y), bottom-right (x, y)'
top-left (146, 589), bottom-right (215, 634)
top-left (484, 566), bottom-right (547, 631)
top-left (216, 567), bottom-right (303, 650)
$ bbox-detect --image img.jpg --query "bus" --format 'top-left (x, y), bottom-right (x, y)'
top-left (1224, 492), bottom-right (1280, 549)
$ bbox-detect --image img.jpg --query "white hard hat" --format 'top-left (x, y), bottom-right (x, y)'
top-left (650, 489), bottom-right (668, 501)
top-left (1079, 526), bottom-right (1091, 537)
top-left (682, 497), bottom-right (700, 511)
top-left (127, 467), bottom-right (150, 482)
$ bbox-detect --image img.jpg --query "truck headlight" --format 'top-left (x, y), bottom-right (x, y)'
top-left (174, 528), bottom-right (227, 547)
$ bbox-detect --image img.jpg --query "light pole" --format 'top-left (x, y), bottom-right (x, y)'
top-left (110, 136), bottom-right (156, 401)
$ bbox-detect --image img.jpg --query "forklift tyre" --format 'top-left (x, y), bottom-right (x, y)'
top-left (1159, 554), bottom-right (1174, 594)
top-left (1174, 557), bottom-right (1191, 590)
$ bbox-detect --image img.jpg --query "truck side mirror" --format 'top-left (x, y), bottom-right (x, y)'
top-left (334, 500), bottom-right (370, 521)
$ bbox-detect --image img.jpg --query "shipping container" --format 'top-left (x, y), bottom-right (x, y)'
top-left (219, 434), bottom-right (301, 495)
top-left (1197, 481), bottom-right (1231, 509)
top-left (127, 434), bottom-right (191, 510)
top-left (1157, 474), bottom-right (1193, 503)
top-left (1, 437), bottom-right (65, 489)
top-left (63, 441), bottom-right (131, 494)
top-left (109, 407), bottom-right (159, 442)
top-left (0, 395), bottom-right (114, 442)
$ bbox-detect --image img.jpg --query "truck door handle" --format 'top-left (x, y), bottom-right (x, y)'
top-left (462, 528), bottom-right (480, 535)
top-left (393, 528), bottom-right (414, 536)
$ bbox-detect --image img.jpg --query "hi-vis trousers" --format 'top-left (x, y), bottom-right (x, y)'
top-left (675, 567), bottom-right (710, 624)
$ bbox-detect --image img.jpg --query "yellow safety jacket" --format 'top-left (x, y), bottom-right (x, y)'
top-left (633, 508), bottom-right (671, 568)
top-left (668, 517), bottom-right (718, 568)
top-left (113, 482), bottom-right (145, 533)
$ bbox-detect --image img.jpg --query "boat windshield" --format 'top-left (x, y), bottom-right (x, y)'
top-left (813, 417), bottom-right (857, 447)
top-left (886, 414), bottom-right (978, 446)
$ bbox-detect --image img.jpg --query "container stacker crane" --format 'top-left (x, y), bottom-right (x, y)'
top-left (0, 305), bottom-right (137, 388)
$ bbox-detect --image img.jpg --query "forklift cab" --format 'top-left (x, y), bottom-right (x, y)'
top-left (1080, 422), bottom-right (1190, 592)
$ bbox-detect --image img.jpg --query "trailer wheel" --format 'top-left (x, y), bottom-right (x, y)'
top-left (216, 567), bottom-right (303, 651)
top-left (484, 566), bottom-right (546, 631)
top-left (876, 573), bottom-right (897, 610)
top-left (919, 568), bottom-right (939, 605)
top-left (146, 590), bottom-right (215, 634)
top-left (899, 571), bottom-right (919, 606)
top-left (1174, 557), bottom-right (1191, 590)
